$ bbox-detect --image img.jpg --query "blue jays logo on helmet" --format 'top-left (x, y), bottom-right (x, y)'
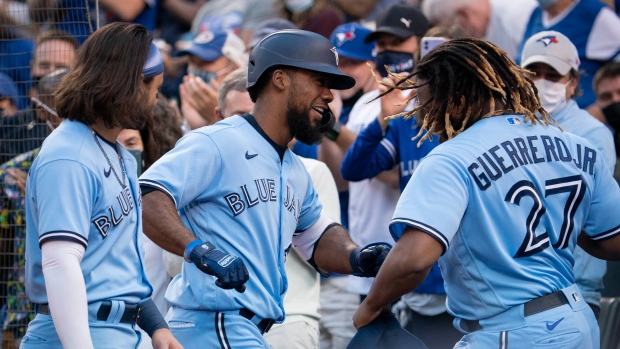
top-left (537, 35), bottom-right (559, 47)
top-left (335, 28), bottom-right (356, 46)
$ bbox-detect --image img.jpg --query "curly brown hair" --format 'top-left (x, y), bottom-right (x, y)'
top-left (140, 96), bottom-right (184, 170)
top-left (373, 37), bottom-right (555, 145)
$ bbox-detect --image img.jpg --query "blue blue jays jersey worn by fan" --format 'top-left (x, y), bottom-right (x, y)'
top-left (25, 119), bottom-right (151, 305)
top-left (342, 116), bottom-right (438, 192)
top-left (139, 114), bottom-right (329, 347)
top-left (390, 115), bottom-right (620, 347)
top-left (341, 116), bottom-right (444, 295)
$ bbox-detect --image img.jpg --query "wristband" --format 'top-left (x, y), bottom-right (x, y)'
top-left (325, 121), bottom-right (342, 141)
top-left (137, 299), bottom-right (168, 337)
top-left (184, 240), bottom-right (215, 262)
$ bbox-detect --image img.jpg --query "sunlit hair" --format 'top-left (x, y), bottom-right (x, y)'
top-left (372, 37), bottom-right (554, 145)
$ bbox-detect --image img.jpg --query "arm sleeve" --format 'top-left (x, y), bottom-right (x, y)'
top-left (389, 155), bottom-right (469, 254)
top-left (292, 211), bottom-right (333, 261)
top-left (586, 7), bottom-right (620, 61)
top-left (33, 160), bottom-right (95, 248)
top-left (41, 240), bottom-right (94, 349)
top-left (341, 118), bottom-right (398, 181)
top-left (139, 132), bottom-right (222, 210)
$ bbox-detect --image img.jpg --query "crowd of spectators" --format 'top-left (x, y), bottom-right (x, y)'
top-left (0, 0), bottom-right (620, 348)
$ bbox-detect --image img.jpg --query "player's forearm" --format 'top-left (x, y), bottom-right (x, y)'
top-left (578, 233), bottom-right (620, 261)
top-left (318, 139), bottom-right (348, 192)
top-left (364, 228), bottom-right (441, 312)
top-left (41, 241), bottom-right (95, 349)
top-left (142, 190), bottom-right (196, 256)
top-left (312, 225), bottom-right (358, 274)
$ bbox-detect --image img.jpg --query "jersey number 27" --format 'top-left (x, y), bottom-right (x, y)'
top-left (505, 175), bottom-right (586, 258)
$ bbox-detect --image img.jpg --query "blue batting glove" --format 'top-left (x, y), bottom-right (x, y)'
top-left (184, 240), bottom-right (249, 292)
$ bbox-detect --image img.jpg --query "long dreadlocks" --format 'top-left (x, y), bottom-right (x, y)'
top-left (372, 38), bottom-right (556, 145)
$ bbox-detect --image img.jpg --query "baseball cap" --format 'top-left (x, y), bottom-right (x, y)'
top-left (248, 18), bottom-right (297, 50)
top-left (0, 73), bottom-right (18, 106)
top-left (180, 31), bottom-right (247, 67)
top-left (365, 5), bottom-right (430, 43)
top-left (330, 23), bottom-right (376, 61)
top-left (520, 31), bottom-right (580, 75)
top-left (347, 313), bottom-right (429, 349)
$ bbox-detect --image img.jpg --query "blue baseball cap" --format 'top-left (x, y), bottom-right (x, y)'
top-left (0, 73), bottom-right (18, 106)
top-left (179, 31), bottom-right (246, 67)
top-left (347, 313), bottom-right (429, 349)
top-left (330, 23), bottom-right (376, 61)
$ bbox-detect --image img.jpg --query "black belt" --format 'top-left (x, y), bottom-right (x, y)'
top-left (35, 301), bottom-right (140, 324)
top-left (239, 308), bottom-right (275, 334)
top-left (460, 291), bottom-right (569, 332)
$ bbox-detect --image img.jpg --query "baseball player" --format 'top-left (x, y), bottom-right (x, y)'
top-left (139, 29), bottom-right (392, 349)
top-left (353, 38), bottom-right (620, 349)
top-left (22, 23), bottom-right (180, 349)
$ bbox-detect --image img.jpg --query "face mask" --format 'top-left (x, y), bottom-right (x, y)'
top-left (375, 50), bottom-right (415, 78)
top-left (602, 101), bottom-right (620, 132)
top-left (534, 79), bottom-right (570, 115)
top-left (187, 67), bottom-right (217, 86)
top-left (284, 0), bottom-right (313, 13)
top-left (188, 64), bottom-right (236, 85)
top-left (537, 0), bottom-right (558, 9)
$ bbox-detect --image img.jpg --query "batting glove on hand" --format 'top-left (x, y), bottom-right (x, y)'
top-left (350, 242), bottom-right (392, 277)
top-left (184, 240), bottom-right (249, 293)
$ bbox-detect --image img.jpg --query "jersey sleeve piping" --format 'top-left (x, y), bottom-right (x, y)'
top-left (138, 179), bottom-right (178, 208)
top-left (39, 231), bottom-right (88, 249)
top-left (379, 138), bottom-right (397, 164)
top-left (589, 224), bottom-right (620, 241)
top-left (390, 217), bottom-right (449, 253)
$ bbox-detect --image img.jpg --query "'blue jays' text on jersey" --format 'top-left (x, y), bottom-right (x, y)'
top-left (139, 114), bottom-right (324, 322)
top-left (389, 115), bottom-right (620, 321)
top-left (341, 116), bottom-right (445, 295)
top-left (25, 119), bottom-right (151, 304)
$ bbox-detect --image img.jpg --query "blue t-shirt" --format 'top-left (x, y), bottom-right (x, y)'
top-left (390, 115), bottom-right (620, 320)
top-left (139, 114), bottom-right (323, 322)
top-left (25, 119), bottom-right (152, 304)
top-left (0, 37), bottom-right (34, 110)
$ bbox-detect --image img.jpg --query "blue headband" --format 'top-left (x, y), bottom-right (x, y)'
top-left (143, 42), bottom-right (164, 78)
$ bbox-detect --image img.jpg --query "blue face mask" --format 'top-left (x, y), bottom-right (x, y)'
top-left (375, 50), bottom-right (415, 78)
top-left (537, 0), bottom-right (558, 8)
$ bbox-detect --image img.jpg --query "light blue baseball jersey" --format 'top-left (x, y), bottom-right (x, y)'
top-left (25, 119), bottom-right (151, 304)
top-left (553, 99), bottom-right (617, 308)
top-left (139, 114), bottom-right (324, 322)
top-left (390, 114), bottom-right (620, 321)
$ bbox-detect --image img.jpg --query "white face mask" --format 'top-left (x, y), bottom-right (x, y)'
top-left (284, 0), bottom-right (313, 13)
top-left (534, 79), bottom-right (570, 115)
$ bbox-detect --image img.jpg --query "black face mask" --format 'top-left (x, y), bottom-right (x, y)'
top-left (375, 50), bottom-right (415, 78)
top-left (603, 101), bottom-right (620, 133)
